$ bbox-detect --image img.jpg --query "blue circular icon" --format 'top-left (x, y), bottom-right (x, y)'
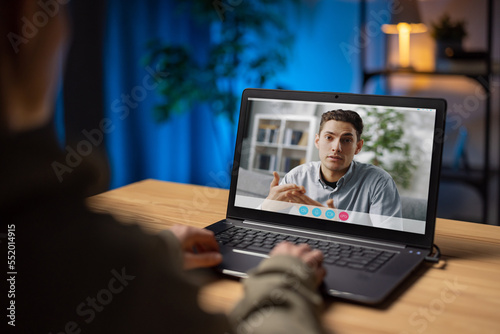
top-left (325, 210), bottom-right (335, 219)
top-left (312, 208), bottom-right (322, 217)
top-left (299, 206), bottom-right (309, 215)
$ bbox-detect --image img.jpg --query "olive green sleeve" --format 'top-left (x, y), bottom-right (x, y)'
top-left (230, 255), bottom-right (325, 334)
top-left (159, 230), bottom-right (325, 333)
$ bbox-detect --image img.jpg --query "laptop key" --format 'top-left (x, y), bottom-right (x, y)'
top-left (215, 228), bottom-right (395, 274)
top-left (324, 257), bottom-right (338, 264)
top-left (235, 242), bottom-right (251, 249)
top-left (366, 265), bottom-right (381, 272)
top-left (347, 263), bottom-right (365, 270)
top-left (379, 252), bottom-right (395, 260)
top-left (247, 245), bottom-right (273, 253)
top-left (364, 250), bottom-right (381, 256)
top-left (347, 257), bottom-right (370, 265)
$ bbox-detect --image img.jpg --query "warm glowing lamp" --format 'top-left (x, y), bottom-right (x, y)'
top-left (382, 0), bottom-right (427, 69)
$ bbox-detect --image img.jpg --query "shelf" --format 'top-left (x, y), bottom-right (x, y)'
top-left (255, 143), bottom-right (308, 151)
top-left (363, 69), bottom-right (491, 90)
top-left (249, 114), bottom-right (317, 175)
top-left (282, 145), bottom-right (308, 151)
top-left (359, 0), bottom-right (495, 224)
top-left (255, 143), bottom-right (280, 148)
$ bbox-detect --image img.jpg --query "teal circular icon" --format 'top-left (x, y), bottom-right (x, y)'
top-left (312, 208), bottom-right (322, 217)
top-left (299, 206), bottom-right (308, 215)
top-left (325, 210), bottom-right (335, 219)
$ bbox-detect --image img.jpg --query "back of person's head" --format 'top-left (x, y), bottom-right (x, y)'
top-left (319, 109), bottom-right (364, 141)
top-left (0, 0), bottom-right (70, 135)
top-left (0, 2), bottom-right (22, 54)
top-left (0, 0), bottom-right (20, 133)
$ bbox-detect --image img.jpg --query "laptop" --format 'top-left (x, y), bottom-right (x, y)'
top-left (205, 88), bottom-right (446, 304)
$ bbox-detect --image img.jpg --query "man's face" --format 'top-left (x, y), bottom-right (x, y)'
top-left (314, 120), bottom-right (363, 179)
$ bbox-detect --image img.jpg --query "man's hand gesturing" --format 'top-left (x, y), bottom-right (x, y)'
top-left (262, 172), bottom-right (336, 210)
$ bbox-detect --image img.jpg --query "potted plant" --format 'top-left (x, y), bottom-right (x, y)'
top-left (143, 0), bottom-right (298, 123)
top-left (430, 14), bottom-right (467, 58)
top-left (361, 107), bottom-right (417, 190)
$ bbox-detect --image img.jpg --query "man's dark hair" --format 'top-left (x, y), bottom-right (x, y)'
top-left (319, 109), bottom-right (364, 141)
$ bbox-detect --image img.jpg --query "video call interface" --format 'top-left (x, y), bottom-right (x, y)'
top-left (234, 97), bottom-right (437, 235)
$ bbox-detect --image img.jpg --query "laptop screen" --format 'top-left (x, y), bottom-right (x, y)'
top-left (230, 90), bottom-right (445, 241)
top-left (228, 89), bottom-right (446, 248)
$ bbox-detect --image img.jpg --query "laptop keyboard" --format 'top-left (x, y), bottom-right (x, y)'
top-left (215, 226), bottom-right (396, 272)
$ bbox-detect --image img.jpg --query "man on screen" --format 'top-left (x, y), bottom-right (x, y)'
top-left (262, 109), bottom-right (402, 229)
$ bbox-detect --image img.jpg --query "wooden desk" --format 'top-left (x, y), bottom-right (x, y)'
top-left (87, 179), bottom-right (500, 334)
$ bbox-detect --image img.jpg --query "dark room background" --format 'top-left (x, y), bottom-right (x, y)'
top-left (57, 0), bottom-right (499, 225)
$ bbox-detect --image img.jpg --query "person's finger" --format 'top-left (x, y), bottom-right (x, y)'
top-left (270, 243), bottom-right (325, 286)
top-left (326, 199), bottom-right (336, 209)
top-left (270, 171), bottom-right (280, 188)
top-left (298, 195), bottom-right (320, 206)
top-left (270, 241), bottom-right (294, 256)
top-left (271, 241), bottom-right (309, 257)
top-left (170, 225), bottom-right (219, 252)
top-left (315, 266), bottom-right (327, 286)
top-left (291, 193), bottom-right (322, 206)
top-left (289, 186), bottom-right (306, 194)
top-left (302, 249), bottom-right (325, 286)
top-left (190, 231), bottom-right (220, 252)
top-left (285, 191), bottom-right (309, 204)
top-left (183, 252), bottom-right (223, 270)
top-left (302, 249), bottom-right (324, 267)
top-left (271, 187), bottom-right (302, 202)
top-left (274, 183), bottom-right (301, 193)
top-left (294, 243), bottom-right (311, 254)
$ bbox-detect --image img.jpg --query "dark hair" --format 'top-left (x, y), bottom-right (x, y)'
top-left (319, 109), bottom-right (364, 141)
top-left (0, 1), bottom-right (24, 134)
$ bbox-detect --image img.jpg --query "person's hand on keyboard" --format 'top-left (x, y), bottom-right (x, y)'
top-left (170, 224), bottom-right (223, 270)
top-left (270, 242), bottom-right (326, 286)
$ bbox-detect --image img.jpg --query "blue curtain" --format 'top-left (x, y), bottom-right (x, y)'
top-left (103, 0), bottom-right (237, 189)
top-left (101, 0), bottom-right (380, 190)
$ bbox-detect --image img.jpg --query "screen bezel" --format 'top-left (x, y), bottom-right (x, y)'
top-left (227, 88), bottom-right (447, 249)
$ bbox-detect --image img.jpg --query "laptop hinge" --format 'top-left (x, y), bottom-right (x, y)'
top-left (242, 220), bottom-right (406, 249)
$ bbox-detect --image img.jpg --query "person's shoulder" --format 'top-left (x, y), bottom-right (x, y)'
top-left (77, 211), bottom-right (168, 260)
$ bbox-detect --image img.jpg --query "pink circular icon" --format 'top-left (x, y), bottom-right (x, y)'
top-left (339, 212), bottom-right (349, 221)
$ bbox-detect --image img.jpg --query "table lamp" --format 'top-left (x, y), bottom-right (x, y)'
top-left (381, 0), bottom-right (427, 69)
